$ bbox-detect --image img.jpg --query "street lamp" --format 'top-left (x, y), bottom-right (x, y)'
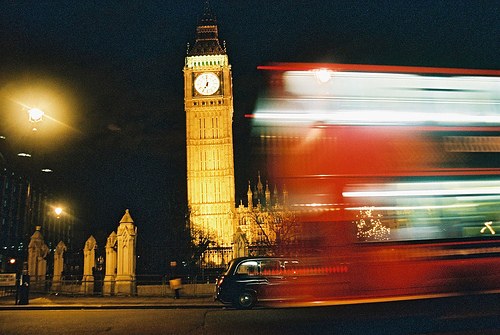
top-left (16, 107), bottom-right (44, 158)
top-left (28, 108), bottom-right (44, 130)
top-left (54, 207), bottom-right (63, 218)
top-left (25, 107), bottom-right (54, 174)
top-left (15, 109), bottom-right (45, 242)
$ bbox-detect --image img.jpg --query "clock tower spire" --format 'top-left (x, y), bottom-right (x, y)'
top-left (188, 1), bottom-right (225, 56)
top-left (184, 3), bottom-right (236, 254)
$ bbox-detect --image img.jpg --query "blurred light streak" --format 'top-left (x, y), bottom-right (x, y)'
top-left (253, 63), bottom-right (500, 127)
top-left (257, 63), bottom-right (500, 77)
top-left (254, 109), bottom-right (500, 126)
top-left (343, 180), bottom-right (500, 198)
top-left (346, 203), bottom-right (477, 211)
top-left (291, 203), bottom-right (337, 208)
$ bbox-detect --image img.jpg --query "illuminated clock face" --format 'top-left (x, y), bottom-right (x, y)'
top-left (194, 72), bottom-right (220, 95)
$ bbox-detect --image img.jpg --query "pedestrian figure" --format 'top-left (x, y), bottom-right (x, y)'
top-left (16, 262), bottom-right (30, 305)
top-left (169, 278), bottom-right (182, 299)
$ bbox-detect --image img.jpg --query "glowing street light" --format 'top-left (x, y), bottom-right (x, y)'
top-left (28, 108), bottom-right (44, 123)
top-left (25, 108), bottom-right (54, 173)
top-left (28, 108), bottom-right (44, 131)
top-left (54, 207), bottom-right (63, 218)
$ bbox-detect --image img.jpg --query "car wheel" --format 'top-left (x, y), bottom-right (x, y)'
top-left (235, 290), bottom-right (256, 309)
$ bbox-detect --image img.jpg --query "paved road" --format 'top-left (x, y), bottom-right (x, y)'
top-left (0, 294), bottom-right (499, 334)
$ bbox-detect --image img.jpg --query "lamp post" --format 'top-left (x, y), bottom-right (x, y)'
top-left (18, 107), bottom-right (50, 269)
top-left (45, 206), bottom-right (65, 249)
top-left (0, 135), bottom-right (6, 169)
top-left (24, 108), bottom-right (46, 234)
top-left (54, 206), bottom-right (64, 245)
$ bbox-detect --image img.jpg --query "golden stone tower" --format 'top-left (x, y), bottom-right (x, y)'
top-left (184, 6), bottom-right (235, 247)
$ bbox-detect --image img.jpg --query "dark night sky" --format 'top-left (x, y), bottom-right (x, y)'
top-left (0, 1), bottom-right (499, 245)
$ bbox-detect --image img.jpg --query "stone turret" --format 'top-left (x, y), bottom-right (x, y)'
top-left (82, 235), bottom-right (96, 294)
top-left (28, 227), bottom-right (49, 284)
top-left (51, 241), bottom-right (66, 291)
top-left (103, 231), bottom-right (117, 295)
top-left (115, 209), bottom-right (137, 295)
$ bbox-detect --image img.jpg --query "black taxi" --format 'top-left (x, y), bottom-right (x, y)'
top-left (214, 256), bottom-right (299, 309)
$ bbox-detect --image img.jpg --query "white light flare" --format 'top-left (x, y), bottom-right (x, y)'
top-left (343, 180), bottom-right (500, 198)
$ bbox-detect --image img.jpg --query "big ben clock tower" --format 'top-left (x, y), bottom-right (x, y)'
top-left (184, 5), bottom-right (235, 249)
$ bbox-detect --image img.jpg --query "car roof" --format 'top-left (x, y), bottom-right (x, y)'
top-left (230, 256), bottom-right (298, 265)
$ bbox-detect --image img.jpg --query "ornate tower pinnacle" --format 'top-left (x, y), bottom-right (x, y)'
top-left (188, 0), bottom-right (225, 56)
top-left (247, 181), bottom-right (253, 209)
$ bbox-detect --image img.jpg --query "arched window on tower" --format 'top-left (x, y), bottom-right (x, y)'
top-left (212, 117), bottom-right (215, 138)
top-left (215, 148), bottom-right (219, 169)
top-left (203, 117), bottom-right (207, 138)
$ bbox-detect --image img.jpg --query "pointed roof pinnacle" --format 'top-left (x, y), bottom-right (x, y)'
top-left (120, 209), bottom-right (134, 224)
top-left (31, 228), bottom-right (43, 240)
top-left (187, 0), bottom-right (225, 56)
top-left (201, 0), bottom-right (217, 25)
top-left (257, 171), bottom-right (263, 193)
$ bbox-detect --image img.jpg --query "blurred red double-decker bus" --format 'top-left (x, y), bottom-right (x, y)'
top-left (251, 63), bottom-right (500, 300)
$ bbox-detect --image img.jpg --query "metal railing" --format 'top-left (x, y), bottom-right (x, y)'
top-left (23, 273), bottom-right (217, 297)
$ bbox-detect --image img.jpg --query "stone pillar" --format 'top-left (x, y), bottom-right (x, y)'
top-left (28, 227), bottom-right (49, 285)
top-left (233, 227), bottom-right (248, 258)
top-left (81, 235), bottom-right (96, 294)
top-left (103, 231), bottom-right (117, 296)
top-left (115, 209), bottom-right (137, 295)
top-left (51, 241), bottom-right (66, 291)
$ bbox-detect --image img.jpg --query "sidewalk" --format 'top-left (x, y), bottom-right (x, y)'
top-left (0, 293), bottom-right (221, 310)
